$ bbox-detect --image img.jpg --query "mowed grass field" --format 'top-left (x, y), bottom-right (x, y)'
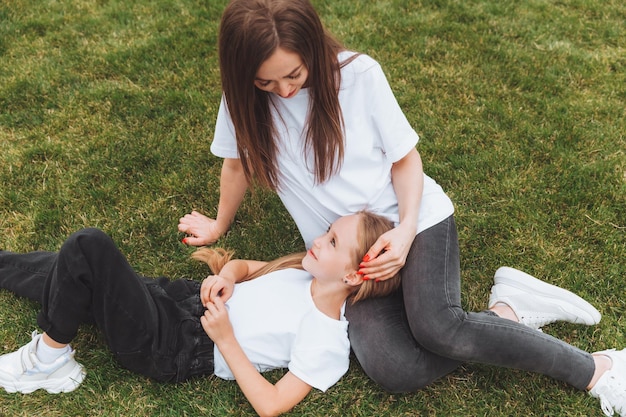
top-left (0, 0), bottom-right (624, 415)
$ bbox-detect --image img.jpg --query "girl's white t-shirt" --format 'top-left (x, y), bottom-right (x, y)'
top-left (212, 268), bottom-right (350, 392)
top-left (211, 52), bottom-right (454, 248)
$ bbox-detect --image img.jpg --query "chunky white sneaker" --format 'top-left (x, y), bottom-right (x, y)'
top-left (589, 349), bottom-right (626, 417)
top-left (0, 331), bottom-right (86, 394)
top-left (488, 266), bottom-right (601, 330)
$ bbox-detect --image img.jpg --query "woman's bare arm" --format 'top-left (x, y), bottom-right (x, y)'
top-left (179, 158), bottom-right (248, 246)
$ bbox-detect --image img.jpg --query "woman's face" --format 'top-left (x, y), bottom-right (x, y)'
top-left (254, 47), bottom-right (309, 98)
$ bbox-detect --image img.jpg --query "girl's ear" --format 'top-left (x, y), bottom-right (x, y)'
top-left (343, 271), bottom-right (362, 286)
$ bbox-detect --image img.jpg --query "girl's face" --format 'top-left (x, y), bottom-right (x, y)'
top-left (254, 47), bottom-right (309, 98)
top-left (302, 215), bottom-right (360, 282)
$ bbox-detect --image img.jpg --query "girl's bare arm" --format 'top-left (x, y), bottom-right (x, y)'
top-left (201, 297), bottom-right (312, 417)
top-left (201, 258), bottom-right (268, 305)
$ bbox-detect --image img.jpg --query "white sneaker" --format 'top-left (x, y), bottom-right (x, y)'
top-left (0, 331), bottom-right (86, 394)
top-left (488, 266), bottom-right (601, 330)
top-left (589, 349), bottom-right (626, 417)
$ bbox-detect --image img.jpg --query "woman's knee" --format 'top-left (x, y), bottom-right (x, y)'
top-left (359, 351), bottom-right (458, 393)
top-left (409, 310), bottom-right (469, 355)
top-left (364, 363), bottom-right (433, 393)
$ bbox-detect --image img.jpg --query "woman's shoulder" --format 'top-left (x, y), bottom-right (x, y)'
top-left (339, 50), bottom-right (381, 72)
top-left (338, 51), bottom-right (387, 91)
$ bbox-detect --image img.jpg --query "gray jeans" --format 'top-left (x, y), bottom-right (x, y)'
top-left (345, 215), bottom-right (595, 392)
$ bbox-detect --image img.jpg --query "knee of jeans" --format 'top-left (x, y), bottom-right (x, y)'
top-left (65, 228), bottom-right (111, 249)
top-left (361, 360), bottom-right (435, 393)
top-left (73, 227), bottom-right (108, 240)
top-left (59, 228), bottom-right (114, 264)
top-left (410, 314), bottom-right (465, 356)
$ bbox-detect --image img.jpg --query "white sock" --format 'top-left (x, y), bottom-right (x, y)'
top-left (36, 338), bottom-right (70, 364)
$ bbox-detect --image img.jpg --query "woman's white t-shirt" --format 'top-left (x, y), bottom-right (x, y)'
top-left (211, 52), bottom-right (454, 248)
top-left (212, 268), bottom-right (350, 392)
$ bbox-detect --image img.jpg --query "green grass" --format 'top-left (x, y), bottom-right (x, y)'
top-left (1, 0), bottom-right (625, 415)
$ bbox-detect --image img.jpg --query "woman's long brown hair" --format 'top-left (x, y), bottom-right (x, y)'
top-left (219, 0), bottom-right (354, 190)
top-left (192, 211), bottom-right (401, 303)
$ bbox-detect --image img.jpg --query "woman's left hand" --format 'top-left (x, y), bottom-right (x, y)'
top-left (358, 224), bottom-right (415, 281)
top-left (201, 296), bottom-right (234, 343)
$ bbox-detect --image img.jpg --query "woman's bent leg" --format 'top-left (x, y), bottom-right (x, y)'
top-left (403, 216), bottom-right (595, 391)
top-left (345, 286), bottom-right (460, 392)
top-left (0, 250), bottom-right (57, 303)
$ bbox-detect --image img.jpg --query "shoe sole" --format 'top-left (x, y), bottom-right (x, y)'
top-left (494, 266), bottom-right (601, 325)
top-left (0, 366), bottom-right (86, 394)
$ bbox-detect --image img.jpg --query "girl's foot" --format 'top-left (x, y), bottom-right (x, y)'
top-left (0, 331), bottom-right (85, 394)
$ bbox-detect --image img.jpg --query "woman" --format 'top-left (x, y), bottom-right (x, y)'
top-left (0, 211), bottom-right (400, 417)
top-left (178, 0), bottom-right (625, 415)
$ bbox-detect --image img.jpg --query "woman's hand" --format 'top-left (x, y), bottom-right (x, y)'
top-left (360, 148), bottom-right (422, 282)
top-left (200, 275), bottom-right (235, 305)
top-left (201, 296), bottom-right (234, 344)
top-left (179, 158), bottom-right (248, 246)
top-left (358, 223), bottom-right (415, 281)
top-left (178, 211), bottom-right (225, 246)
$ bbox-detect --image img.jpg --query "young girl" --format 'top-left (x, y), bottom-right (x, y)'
top-left (178, 1), bottom-right (626, 415)
top-left (0, 211), bottom-right (400, 417)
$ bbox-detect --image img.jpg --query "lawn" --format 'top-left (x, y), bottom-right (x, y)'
top-left (0, 0), bottom-right (624, 415)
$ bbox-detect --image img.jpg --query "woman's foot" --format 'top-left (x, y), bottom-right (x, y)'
top-left (488, 266), bottom-right (601, 330)
top-left (0, 331), bottom-right (85, 393)
top-left (589, 349), bottom-right (626, 417)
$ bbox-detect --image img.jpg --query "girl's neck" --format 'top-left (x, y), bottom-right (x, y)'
top-left (309, 278), bottom-right (351, 320)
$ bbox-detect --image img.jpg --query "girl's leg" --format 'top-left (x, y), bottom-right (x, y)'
top-left (0, 250), bottom-right (57, 303)
top-left (38, 228), bottom-right (203, 382)
top-left (1, 228), bottom-right (211, 392)
top-left (403, 216), bottom-right (595, 391)
top-left (37, 228), bottom-right (159, 356)
top-left (1, 228), bottom-right (162, 393)
top-left (345, 280), bottom-right (461, 392)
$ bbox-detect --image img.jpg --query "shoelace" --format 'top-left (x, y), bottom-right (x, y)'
top-left (595, 373), bottom-right (626, 417)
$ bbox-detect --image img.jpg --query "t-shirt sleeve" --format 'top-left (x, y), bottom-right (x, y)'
top-left (210, 95), bottom-right (239, 159)
top-left (363, 60), bottom-right (419, 163)
top-left (288, 310), bottom-right (350, 392)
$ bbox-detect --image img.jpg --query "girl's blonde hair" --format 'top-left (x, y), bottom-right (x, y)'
top-left (192, 211), bottom-right (401, 303)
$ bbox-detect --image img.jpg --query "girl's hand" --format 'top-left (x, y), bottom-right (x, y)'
top-left (200, 275), bottom-right (235, 305)
top-left (178, 211), bottom-right (224, 246)
top-left (201, 296), bottom-right (234, 344)
top-left (358, 224), bottom-right (415, 281)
